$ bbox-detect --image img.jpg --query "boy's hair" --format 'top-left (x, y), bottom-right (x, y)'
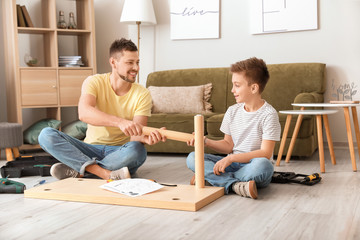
top-left (109, 38), bottom-right (138, 58)
top-left (230, 57), bottom-right (269, 93)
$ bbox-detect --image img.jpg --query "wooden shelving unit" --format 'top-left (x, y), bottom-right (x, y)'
top-left (2, 0), bottom-right (96, 148)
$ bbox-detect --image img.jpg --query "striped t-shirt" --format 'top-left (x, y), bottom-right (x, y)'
top-left (220, 101), bottom-right (281, 159)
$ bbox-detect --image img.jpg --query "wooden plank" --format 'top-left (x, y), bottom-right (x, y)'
top-left (330, 100), bottom-right (360, 104)
top-left (24, 178), bottom-right (224, 212)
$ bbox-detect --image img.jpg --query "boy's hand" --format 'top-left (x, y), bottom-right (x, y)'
top-left (143, 127), bottom-right (167, 145)
top-left (186, 132), bottom-right (206, 147)
top-left (213, 157), bottom-right (232, 175)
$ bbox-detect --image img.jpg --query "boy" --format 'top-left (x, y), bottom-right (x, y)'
top-left (186, 57), bottom-right (280, 199)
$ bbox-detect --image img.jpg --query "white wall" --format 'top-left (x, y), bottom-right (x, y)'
top-left (1, 0), bottom-right (360, 144)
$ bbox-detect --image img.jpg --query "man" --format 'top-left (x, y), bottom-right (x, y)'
top-left (39, 38), bottom-right (165, 180)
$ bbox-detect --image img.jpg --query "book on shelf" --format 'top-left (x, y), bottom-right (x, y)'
top-left (58, 56), bottom-right (84, 67)
top-left (20, 5), bottom-right (34, 27)
top-left (16, 4), bottom-right (26, 27)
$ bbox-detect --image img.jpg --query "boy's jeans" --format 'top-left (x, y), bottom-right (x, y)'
top-left (186, 152), bottom-right (274, 194)
top-left (38, 127), bottom-right (147, 175)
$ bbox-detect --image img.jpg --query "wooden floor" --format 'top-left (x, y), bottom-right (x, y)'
top-left (1, 148), bottom-right (360, 240)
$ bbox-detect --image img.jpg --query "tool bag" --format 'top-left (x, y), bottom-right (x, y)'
top-left (0, 156), bottom-right (59, 178)
top-left (271, 171), bottom-right (321, 186)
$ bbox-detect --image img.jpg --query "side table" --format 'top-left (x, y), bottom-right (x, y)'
top-left (276, 109), bottom-right (338, 173)
top-left (293, 103), bottom-right (360, 172)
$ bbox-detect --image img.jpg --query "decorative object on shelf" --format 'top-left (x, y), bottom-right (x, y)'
top-left (170, 0), bottom-right (220, 40)
top-left (58, 56), bottom-right (84, 67)
top-left (24, 54), bottom-right (39, 67)
top-left (57, 10), bottom-right (67, 29)
top-left (120, 0), bottom-right (157, 82)
top-left (331, 79), bottom-right (358, 101)
top-left (68, 12), bottom-right (77, 29)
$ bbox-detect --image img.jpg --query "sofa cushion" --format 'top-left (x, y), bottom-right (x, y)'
top-left (147, 113), bottom-right (216, 133)
top-left (23, 119), bottom-right (61, 144)
top-left (148, 83), bottom-right (212, 114)
top-left (147, 68), bottom-right (231, 113)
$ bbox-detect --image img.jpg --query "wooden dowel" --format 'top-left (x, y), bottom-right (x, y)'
top-left (142, 126), bottom-right (193, 143)
top-left (194, 115), bottom-right (205, 188)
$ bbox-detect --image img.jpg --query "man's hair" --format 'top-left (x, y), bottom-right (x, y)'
top-left (230, 57), bottom-right (269, 93)
top-left (109, 38), bottom-right (138, 58)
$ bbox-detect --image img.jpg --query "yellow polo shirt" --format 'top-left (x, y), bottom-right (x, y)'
top-left (83, 73), bottom-right (152, 146)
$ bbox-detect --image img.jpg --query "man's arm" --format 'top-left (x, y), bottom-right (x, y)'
top-left (130, 115), bottom-right (166, 145)
top-left (213, 139), bottom-right (275, 175)
top-left (78, 77), bottom-right (143, 136)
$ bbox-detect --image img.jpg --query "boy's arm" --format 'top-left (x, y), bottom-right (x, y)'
top-left (204, 134), bottom-right (234, 154)
top-left (213, 139), bottom-right (275, 175)
top-left (187, 134), bottom-right (234, 154)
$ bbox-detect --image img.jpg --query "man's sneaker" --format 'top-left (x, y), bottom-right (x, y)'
top-left (50, 163), bottom-right (80, 180)
top-left (109, 167), bottom-right (131, 180)
top-left (189, 175), bottom-right (212, 186)
top-left (232, 180), bottom-right (258, 199)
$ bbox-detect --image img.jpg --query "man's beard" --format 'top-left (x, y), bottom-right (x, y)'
top-left (119, 73), bottom-right (136, 83)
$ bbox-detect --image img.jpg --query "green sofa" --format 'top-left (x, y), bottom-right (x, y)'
top-left (145, 63), bottom-right (326, 157)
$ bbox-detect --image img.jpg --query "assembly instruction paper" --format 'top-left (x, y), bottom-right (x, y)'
top-left (100, 178), bottom-right (163, 197)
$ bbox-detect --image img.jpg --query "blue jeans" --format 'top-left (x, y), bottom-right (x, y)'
top-left (186, 152), bottom-right (274, 194)
top-left (38, 127), bottom-right (147, 175)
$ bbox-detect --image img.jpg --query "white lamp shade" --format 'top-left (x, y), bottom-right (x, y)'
top-left (120, 0), bottom-right (157, 25)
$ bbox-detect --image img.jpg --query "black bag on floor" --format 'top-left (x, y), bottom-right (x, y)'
top-left (1, 156), bottom-right (59, 178)
top-left (271, 171), bottom-right (321, 186)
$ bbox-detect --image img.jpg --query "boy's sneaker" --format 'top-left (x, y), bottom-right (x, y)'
top-left (232, 180), bottom-right (258, 199)
top-left (50, 163), bottom-right (80, 180)
top-left (109, 167), bottom-right (131, 180)
top-left (189, 175), bottom-right (212, 186)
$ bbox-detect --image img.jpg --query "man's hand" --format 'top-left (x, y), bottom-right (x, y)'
top-left (118, 119), bottom-right (143, 136)
top-left (213, 156), bottom-right (232, 175)
top-left (143, 127), bottom-right (167, 145)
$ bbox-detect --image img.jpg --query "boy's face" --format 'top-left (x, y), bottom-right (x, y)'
top-left (111, 50), bottom-right (139, 83)
top-left (231, 72), bottom-right (259, 103)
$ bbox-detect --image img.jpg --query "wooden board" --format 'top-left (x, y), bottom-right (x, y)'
top-left (330, 100), bottom-right (360, 104)
top-left (24, 178), bottom-right (224, 212)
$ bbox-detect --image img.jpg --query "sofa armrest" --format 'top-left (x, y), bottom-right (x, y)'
top-left (293, 92), bottom-right (324, 110)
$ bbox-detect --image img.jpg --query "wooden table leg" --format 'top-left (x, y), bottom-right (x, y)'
top-left (12, 147), bottom-right (20, 159)
top-left (5, 148), bottom-right (14, 161)
top-left (285, 114), bottom-right (304, 163)
top-left (351, 107), bottom-right (360, 163)
top-left (276, 114), bottom-right (292, 166)
top-left (316, 115), bottom-right (325, 173)
top-left (344, 107), bottom-right (357, 172)
top-left (323, 115), bottom-right (336, 165)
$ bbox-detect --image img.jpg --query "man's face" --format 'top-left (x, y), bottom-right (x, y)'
top-left (113, 50), bottom-right (139, 83)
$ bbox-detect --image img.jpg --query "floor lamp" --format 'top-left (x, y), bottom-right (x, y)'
top-left (120, 0), bottom-right (157, 83)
